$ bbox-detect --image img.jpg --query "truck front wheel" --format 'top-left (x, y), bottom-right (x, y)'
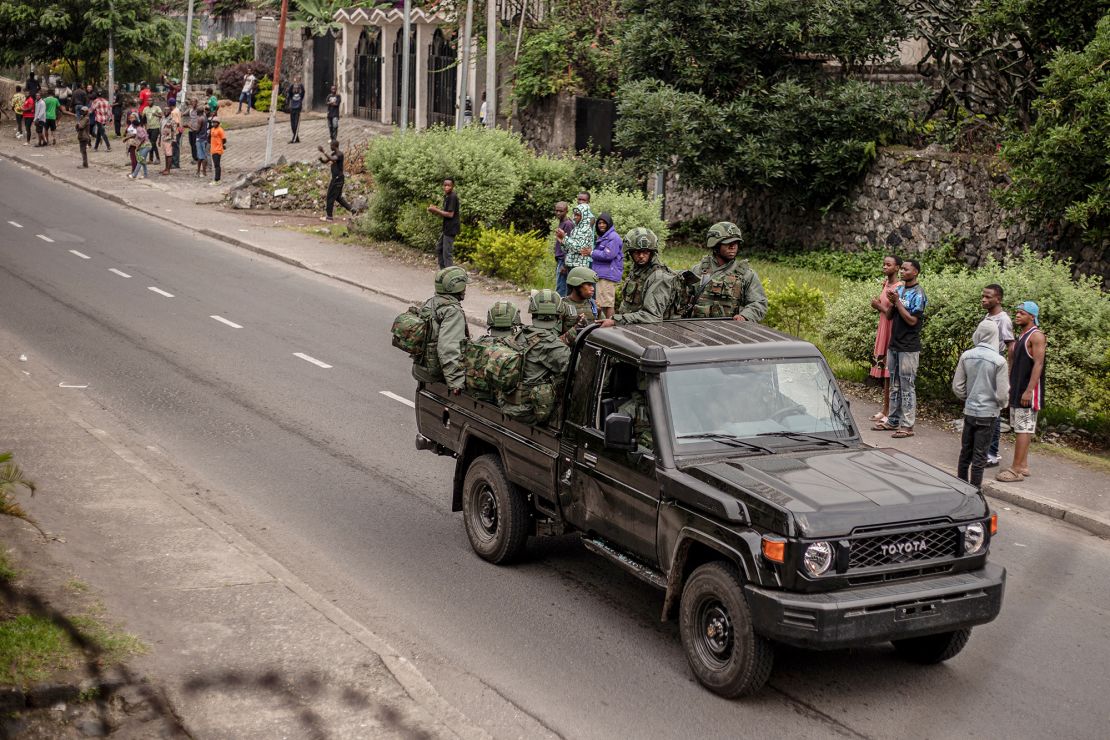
top-left (462, 454), bottom-right (529, 564)
top-left (892, 628), bottom-right (971, 664)
top-left (679, 562), bottom-right (774, 698)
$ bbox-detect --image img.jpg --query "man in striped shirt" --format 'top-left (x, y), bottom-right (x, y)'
top-left (90, 91), bottom-right (112, 151)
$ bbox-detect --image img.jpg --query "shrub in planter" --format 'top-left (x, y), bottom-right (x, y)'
top-left (216, 61), bottom-right (269, 102)
top-left (396, 202), bottom-right (443, 251)
top-left (472, 226), bottom-right (548, 285)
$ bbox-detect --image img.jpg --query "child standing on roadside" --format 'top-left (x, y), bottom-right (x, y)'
top-left (208, 118), bottom-right (226, 184)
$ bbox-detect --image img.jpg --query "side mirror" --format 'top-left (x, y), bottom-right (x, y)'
top-left (604, 413), bottom-right (636, 450)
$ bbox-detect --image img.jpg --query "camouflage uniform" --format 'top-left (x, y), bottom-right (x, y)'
top-left (560, 267), bottom-right (599, 344)
top-left (617, 390), bottom-right (653, 451)
top-left (500, 290), bottom-right (572, 425)
top-left (464, 301), bottom-right (522, 402)
top-left (412, 266), bottom-right (470, 391)
top-left (688, 222), bottom-right (768, 322)
top-left (613, 228), bottom-right (677, 325)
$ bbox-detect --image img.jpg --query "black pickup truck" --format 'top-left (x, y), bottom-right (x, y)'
top-left (414, 319), bottom-right (1005, 697)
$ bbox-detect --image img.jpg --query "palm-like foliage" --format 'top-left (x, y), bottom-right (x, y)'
top-left (0, 452), bottom-right (45, 539)
top-left (290, 0), bottom-right (380, 38)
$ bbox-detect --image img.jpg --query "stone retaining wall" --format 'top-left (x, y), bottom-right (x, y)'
top-left (663, 147), bottom-right (1109, 281)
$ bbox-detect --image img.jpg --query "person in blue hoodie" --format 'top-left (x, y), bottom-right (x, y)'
top-left (952, 320), bottom-right (1010, 488)
top-left (591, 211), bottom-right (624, 319)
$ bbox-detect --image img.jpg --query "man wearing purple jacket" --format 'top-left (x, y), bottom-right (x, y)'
top-left (592, 212), bottom-right (624, 319)
top-left (553, 201), bottom-right (575, 296)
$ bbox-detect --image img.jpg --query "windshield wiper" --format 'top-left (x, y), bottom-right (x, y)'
top-left (676, 433), bottom-right (774, 454)
top-left (755, 431), bottom-right (849, 448)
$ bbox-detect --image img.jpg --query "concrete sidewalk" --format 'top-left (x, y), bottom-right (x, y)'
top-left (2, 133), bottom-right (1107, 543)
top-left (0, 347), bottom-right (483, 738)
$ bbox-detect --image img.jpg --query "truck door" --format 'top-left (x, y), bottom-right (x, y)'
top-left (562, 354), bottom-right (660, 563)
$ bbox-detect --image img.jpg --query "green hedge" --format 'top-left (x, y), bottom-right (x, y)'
top-left (821, 253), bottom-right (1110, 422)
top-left (472, 226), bottom-right (548, 285)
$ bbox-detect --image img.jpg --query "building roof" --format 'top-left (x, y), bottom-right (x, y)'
top-left (584, 319), bottom-right (820, 368)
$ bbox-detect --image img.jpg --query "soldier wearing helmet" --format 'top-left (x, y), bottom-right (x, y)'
top-left (486, 300), bottom-right (522, 339)
top-left (499, 290), bottom-right (572, 425)
top-left (597, 227), bottom-right (678, 327)
top-left (687, 221), bottom-right (767, 322)
top-left (559, 267), bottom-right (600, 346)
top-left (412, 266), bottom-right (471, 394)
top-left (463, 301), bottom-right (523, 402)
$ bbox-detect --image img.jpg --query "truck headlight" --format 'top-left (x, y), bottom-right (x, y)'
top-left (803, 541), bottom-right (833, 577)
top-left (964, 522), bottom-right (986, 554)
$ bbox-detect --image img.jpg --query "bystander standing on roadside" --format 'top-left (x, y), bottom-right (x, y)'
top-left (326, 85), bottom-right (341, 141)
top-left (553, 201), bottom-right (574, 296)
top-left (43, 88), bottom-right (60, 145)
top-left (562, 203), bottom-right (596, 272)
top-left (123, 113), bottom-right (139, 173)
top-left (144, 102), bottom-right (162, 164)
top-left (186, 99), bottom-right (200, 163)
top-left (74, 83), bottom-right (89, 112)
top-left (479, 92), bottom-right (487, 125)
top-left (874, 259), bottom-right (926, 438)
top-left (952, 320), bottom-right (1009, 489)
top-left (577, 191), bottom-right (590, 206)
top-left (288, 77), bottom-right (305, 143)
top-left (129, 121), bottom-right (150, 179)
top-left (591, 212), bottom-right (623, 320)
top-left (25, 71), bottom-right (40, 98)
top-left (428, 178), bottom-right (461, 268)
top-left (11, 85), bottom-right (26, 140)
top-left (868, 254), bottom-right (902, 425)
top-left (56, 81), bottom-right (72, 112)
top-left (159, 112), bottom-right (175, 175)
top-left (138, 81), bottom-right (151, 116)
top-left (997, 301), bottom-right (1046, 483)
top-left (318, 140), bottom-right (355, 222)
top-left (206, 88), bottom-right (218, 117)
top-left (208, 118), bottom-right (226, 184)
top-left (33, 91), bottom-right (47, 146)
top-left (161, 73), bottom-right (180, 109)
top-left (168, 100), bottom-right (182, 169)
top-left (75, 105), bottom-right (92, 168)
top-left (237, 71), bottom-right (256, 114)
top-left (112, 85), bottom-right (124, 137)
top-left (90, 90), bottom-right (112, 151)
top-left (981, 284), bottom-right (1015, 467)
top-left (21, 91), bottom-right (35, 145)
top-left (194, 109), bottom-right (210, 178)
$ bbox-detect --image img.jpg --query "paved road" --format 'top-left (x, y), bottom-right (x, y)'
top-left (2, 161), bottom-right (1109, 739)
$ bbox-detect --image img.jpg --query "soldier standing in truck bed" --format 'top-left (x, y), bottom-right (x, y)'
top-left (597, 228), bottom-right (676, 327)
top-left (412, 266), bottom-right (470, 394)
top-left (687, 221), bottom-right (768, 322)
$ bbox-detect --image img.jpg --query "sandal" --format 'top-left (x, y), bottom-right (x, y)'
top-left (995, 469), bottom-right (1024, 483)
top-left (869, 412), bottom-right (888, 422)
top-left (891, 429), bottom-right (915, 438)
top-left (1019, 469), bottom-right (1031, 478)
top-left (872, 422), bottom-right (896, 431)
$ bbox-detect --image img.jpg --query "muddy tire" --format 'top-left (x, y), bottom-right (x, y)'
top-left (679, 561), bottom-right (774, 698)
top-left (892, 628), bottom-right (972, 664)
top-left (462, 454), bottom-right (529, 564)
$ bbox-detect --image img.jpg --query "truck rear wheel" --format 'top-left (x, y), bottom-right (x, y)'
top-left (892, 628), bottom-right (972, 664)
top-left (462, 454), bottom-right (529, 564)
top-left (679, 561), bottom-right (774, 698)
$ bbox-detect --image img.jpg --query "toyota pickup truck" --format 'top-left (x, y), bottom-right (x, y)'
top-left (414, 319), bottom-right (1005, 697)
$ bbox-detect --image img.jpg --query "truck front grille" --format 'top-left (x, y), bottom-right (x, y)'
top-left (848, 527), bottom-right (959, 569)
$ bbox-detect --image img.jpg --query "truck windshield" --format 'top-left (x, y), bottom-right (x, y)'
top-left (665, 359), bottom-right (855, 448)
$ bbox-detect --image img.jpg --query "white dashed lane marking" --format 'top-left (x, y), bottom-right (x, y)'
top-left (69, 250), bottom-right (91, 259)
top-left (36, 234), bottom-right (54, 243)
top-left (8, 221), bottom-right (22, 228)
top-left (210, 315), bottom-right (243, 329)
top-left (109, 268), bottom-right (132, 278)
top-left (147, 286), bottom-right (175, 298)
top-left (380, 391), bottom-right (415, 408)
top-left (294, 352), bottom-right (332, 369)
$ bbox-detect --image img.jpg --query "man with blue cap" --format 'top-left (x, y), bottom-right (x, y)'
top-left (996, 300), bottom-right (1045, 483)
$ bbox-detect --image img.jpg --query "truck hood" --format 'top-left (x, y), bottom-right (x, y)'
top-left (678, 447), bottom-right (986, 537)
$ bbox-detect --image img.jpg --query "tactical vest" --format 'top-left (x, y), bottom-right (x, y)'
top-left (691, 263), bottom-right (748, 318)
top-left (411, 296), bottom-right (468, 383)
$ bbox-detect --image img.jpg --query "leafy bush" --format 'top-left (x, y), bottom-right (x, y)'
top-left (997, 14), bottom-right (1110, 244)
top-left (590, 186), bottom-right (669, 251)
top-left (511, 6), bottom-right (622, 106)
top-left (822, 253), bottom-right (1110, 417)
top-left (395, 202), bottom-right (442, 251)
top-left (216, 61), bottom-right (268, 102)
top-left (253, 76), bottom-right (285, 113)
top-left (509, 154), bottom-right (579, 233)
top-left (191, 35), bottom-right (254, 82)
top-left (472, 226), bottom-right (548, 285)
top-left (764, 279), bottom-right (826, 339)
top-left (365, 126), bottom-right (530, 234)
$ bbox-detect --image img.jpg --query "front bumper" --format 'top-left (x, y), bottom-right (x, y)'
top-left (745, 563), bottom-right (1006, 649)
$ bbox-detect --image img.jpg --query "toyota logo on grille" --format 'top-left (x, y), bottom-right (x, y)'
top-left (881, 539), bottom-right (928, 557)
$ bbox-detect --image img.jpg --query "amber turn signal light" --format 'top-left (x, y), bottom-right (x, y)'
top-left (990, 513), bottom-right (998, 535)
top-left (761, 536), bottom-right (786, 564)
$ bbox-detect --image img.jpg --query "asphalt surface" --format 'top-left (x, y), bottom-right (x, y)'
top-left (2, 160), bottom-right (1109, 739)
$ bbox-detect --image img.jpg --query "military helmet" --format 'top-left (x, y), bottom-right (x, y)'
top-left (434, 266), bottom-right (469, 295)
top-left (625, 227), bottom-right (659, 253)
top-left (706, 221), bottom-right (743, 249)
top-left (528, 289), bottom-right (563, 318)
top-left (487, 300), bottom-right (521, 329)
top-left (566, 266), bottom-right (599, 288)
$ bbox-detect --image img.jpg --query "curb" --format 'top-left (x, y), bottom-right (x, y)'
top-left (9, 150), bottom-right (1109, 540)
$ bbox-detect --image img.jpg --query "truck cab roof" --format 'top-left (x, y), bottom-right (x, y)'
top-left (585, 319), bottom-right (819, 369)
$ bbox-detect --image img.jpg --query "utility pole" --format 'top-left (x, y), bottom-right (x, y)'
top-left (107, 1), bottom-right (115, 104)
top-left (264, 0), bottom-right (291, 165)
top-left (400, 0), bottom-right (412, 132)
top-left (181, 0), bottom-right (196, 100)
top-left (485, 0), bottom-right (496, 127)
top-left (456, 0), bottom-right (474, 131)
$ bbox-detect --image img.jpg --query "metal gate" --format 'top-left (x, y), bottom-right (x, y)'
top-left (392, 28), bottom-right (416, 126)
top-left (312, 34), bottom-right (336, 109)
top-left (426, 29), bottom-right (457, 127)
top-left (355, 29), bottom-right (382, 120)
